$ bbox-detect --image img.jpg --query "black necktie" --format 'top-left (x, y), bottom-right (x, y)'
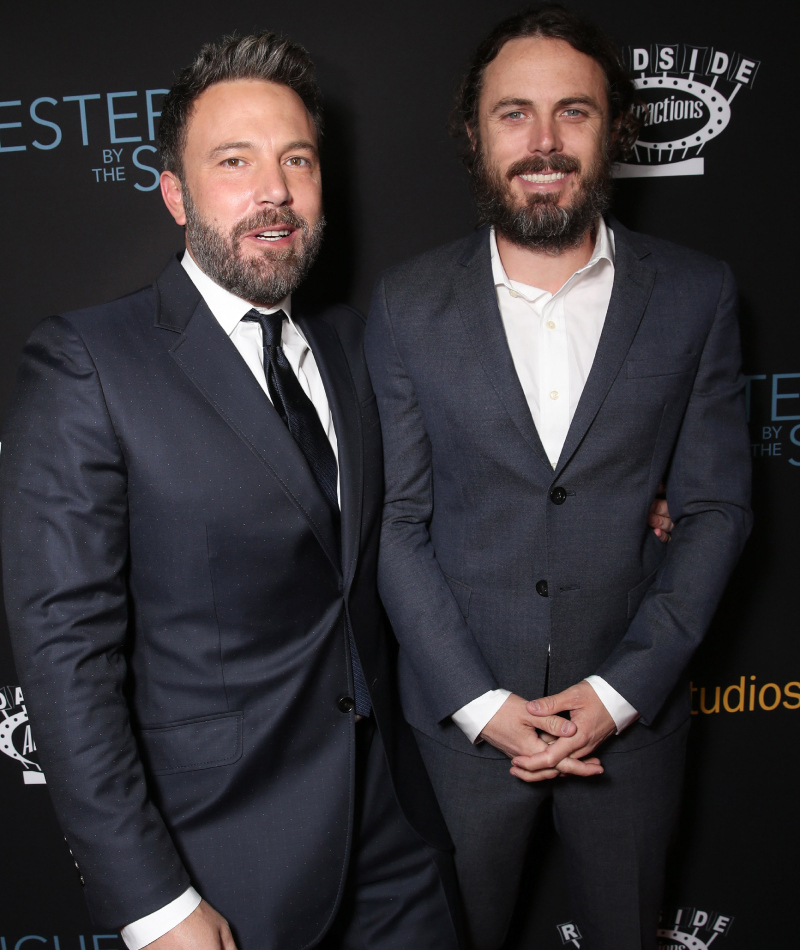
top-left (242, 309), bottom-right (371, 716)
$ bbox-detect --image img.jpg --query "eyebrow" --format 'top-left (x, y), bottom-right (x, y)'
top-left (489, 95), bottom-right (603, 115)
top-left (208, 139), bottom-right (319, 157)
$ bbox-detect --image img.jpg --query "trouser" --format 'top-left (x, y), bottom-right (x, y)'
top-left (414, 720), bottom-right (689, 950)
top-left (319, 717), bottom-right (464, 949)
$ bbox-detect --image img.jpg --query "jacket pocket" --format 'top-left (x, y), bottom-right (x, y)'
top-left (444, 574), bottom-right (471, 618)
top-left (138, 711), bottom-right (243, 776)
top-left (627, 354), bottom-right (696, 379)
top-left (627, 568), bottom-right (660, 619)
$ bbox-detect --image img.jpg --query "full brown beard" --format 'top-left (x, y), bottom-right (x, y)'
top-left (183, 189), bottom-right (325, 306)
top-left (472, 145), bottom-right (612, 252)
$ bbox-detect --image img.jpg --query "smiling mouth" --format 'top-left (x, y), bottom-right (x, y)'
top-left (253, 229), bottom-right (293, 241)
top-left (518, 172), bottom-right (569, 183)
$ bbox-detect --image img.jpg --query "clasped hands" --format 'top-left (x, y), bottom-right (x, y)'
top-left (479, 683), bottom-right (615, 783)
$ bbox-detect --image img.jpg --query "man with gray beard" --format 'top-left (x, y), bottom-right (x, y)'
top-left (0, 31), bottom-right (462, 950)
top-left (365, 6), bottom-right (751, 950)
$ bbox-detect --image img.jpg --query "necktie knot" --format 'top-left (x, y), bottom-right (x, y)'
top-left (243, 308), bottom-right (285, 349)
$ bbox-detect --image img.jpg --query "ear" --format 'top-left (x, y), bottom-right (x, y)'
top-left (465, 122), bottom-right (477, 150)
top-left (160, 170), bottom-right (186, 226)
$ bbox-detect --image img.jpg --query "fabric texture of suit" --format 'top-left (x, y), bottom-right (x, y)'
top-left (365, 218), bottom-right (752, 758)
top-left (0, 256), bottom-right (453, 950)
top-left (364, 219), bottom-right (752, 948)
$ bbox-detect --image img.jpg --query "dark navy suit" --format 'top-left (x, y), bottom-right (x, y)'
top-left (365, 219), bottom-right (752, 949)
top-left (0, 257), bottom-right (460, 950)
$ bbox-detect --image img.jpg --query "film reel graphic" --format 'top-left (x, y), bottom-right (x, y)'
top-left (615, 74), bottom-right (740, 178)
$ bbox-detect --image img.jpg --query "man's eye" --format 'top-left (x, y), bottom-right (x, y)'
top-left (222, 158), bottom-right (244, 167)
top-left (286, 156), bottom-right (310, 167)
top-left (505, 111), bottom-right (525, 120)
top-left (562, 109), bottom-right (583, 118)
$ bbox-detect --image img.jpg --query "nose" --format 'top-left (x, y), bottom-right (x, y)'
top-left (526, 114), bottom-right (562, 156)
top-left (254, 160), bottom-right (291, 207)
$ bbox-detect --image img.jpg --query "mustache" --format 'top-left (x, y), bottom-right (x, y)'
top-left (231, 207), bottom-right (310, 242)
top-left (505, 154), bottom-right (582, 180)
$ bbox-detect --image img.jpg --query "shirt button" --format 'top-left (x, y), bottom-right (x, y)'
top-left (547, 321), bottom-right (556, 329)
top-left (550, 391), bottom-right (559, 400)
top-left (509, 289), bottom-right (519, 298)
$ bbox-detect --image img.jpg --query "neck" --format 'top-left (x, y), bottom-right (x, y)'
top-left (495, 226), bottom-right (596, 294)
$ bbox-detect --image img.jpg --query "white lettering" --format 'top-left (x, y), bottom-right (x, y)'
top-left (710, 51), bottom-right (729, 74)
top-left (659, 47), bottom-right (675, 71)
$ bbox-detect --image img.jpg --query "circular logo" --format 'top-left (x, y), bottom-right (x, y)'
top-left (633, 76), bottom-right (731, 161)
top-left (657, 928), bottom-right (714, 950)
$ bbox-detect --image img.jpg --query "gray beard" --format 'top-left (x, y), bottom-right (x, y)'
top-left (183, 189), bottom-right (325, 307)
top-left (472, 150), bottom-right (612, 253)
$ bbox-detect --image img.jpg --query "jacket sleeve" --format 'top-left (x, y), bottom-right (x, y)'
top-left (0, 316), bottom-right (190, 928)
top-left (595, 262), bottom-right (753, 724)
top-left (365, 279), bottom-right (498, 722)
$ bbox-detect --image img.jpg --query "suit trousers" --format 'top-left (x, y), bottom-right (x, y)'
top-left (319, 718), bottom-right (463, 949)
top-left (414, 720), bottom-right (689, 950)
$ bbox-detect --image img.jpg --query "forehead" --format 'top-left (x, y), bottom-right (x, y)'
top-left (481, 36), bottom-right (608, 109)
top-left (185, 79), bottom-right (317, 148)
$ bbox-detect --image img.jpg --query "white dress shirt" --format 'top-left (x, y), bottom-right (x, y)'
top-left (450, 222), bottom-right (639, 745)
top-left (121, 250), bottom-right (339, 950)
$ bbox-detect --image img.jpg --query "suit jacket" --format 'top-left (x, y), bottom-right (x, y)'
top-left (365, 219), bottom-right (752, 758)
top-left (0, 256), bottom-right (450, 950)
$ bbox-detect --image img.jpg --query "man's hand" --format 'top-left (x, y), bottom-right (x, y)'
top-left (508, 681), bottom-right (616, 783)
top-left (147, 901), bottom-right (237, 950)
top-left (649, 484), bottom-right (674, 543)
top-left (479, 693), bottom-right (603, 782)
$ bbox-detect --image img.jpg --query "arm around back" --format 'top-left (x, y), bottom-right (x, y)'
top-left (596, 262), bottom-right (753, 723)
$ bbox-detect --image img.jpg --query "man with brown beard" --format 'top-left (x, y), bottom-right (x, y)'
top-left (365, 7), bottom-right (752, 950)
top-left (0, 32), bottom-right (463, 950)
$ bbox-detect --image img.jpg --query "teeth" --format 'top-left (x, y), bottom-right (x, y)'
top-left (256, 230), bottom-right (291, 240)
top-left (519, 172), bottom-right (568, 183)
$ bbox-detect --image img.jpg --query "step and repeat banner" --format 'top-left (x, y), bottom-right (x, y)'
top-left (0, 1), bottom-right (796, 948)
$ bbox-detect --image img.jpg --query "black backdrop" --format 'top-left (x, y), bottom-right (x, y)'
top-left (0, 2), bottom-right (797, 948)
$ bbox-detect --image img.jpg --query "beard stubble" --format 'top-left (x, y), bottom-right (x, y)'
top-left (182, 187), bottom-right (326, 306)
top-left (472, 144), bottom-right (613, 253)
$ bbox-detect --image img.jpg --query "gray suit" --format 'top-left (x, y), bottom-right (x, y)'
top-left (364, 219), bottom-right (751, 949)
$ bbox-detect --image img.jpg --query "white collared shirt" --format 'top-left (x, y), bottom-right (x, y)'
top-left (181, 251), bottom-right (339, 474)
top-left (120, 250), bottom-right (339, 950)
top-left (450, 221), bottom-right (638, 745)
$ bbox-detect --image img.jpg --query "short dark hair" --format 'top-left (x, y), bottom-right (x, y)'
top-left (159, 31), bottom-right (323, 179)
top-left (451, 4), bottom-right (640, 169)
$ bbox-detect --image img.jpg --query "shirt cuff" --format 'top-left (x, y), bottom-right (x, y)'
top-left (120, 887), bottom-right (202, 950)
top-left (451, 689), bottom-right (512, 744)
top-left (585, 675), bottom-right (639, 733)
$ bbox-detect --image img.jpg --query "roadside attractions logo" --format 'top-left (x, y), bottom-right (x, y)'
top-left (614, 44), bottom-right (760, 178)
top-left (557, 907), bottom-right (734, 949)
top-left (0, 88), bottom-right (168, 191)
top-left (0, 685), bottom-right (45, 785)
top-left (657, 907), bottom-right (734, 950)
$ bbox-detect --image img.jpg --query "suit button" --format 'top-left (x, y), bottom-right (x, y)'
top-left (536, 580), bottom-right (549, 597)
top-left (337, 695), bottom-right (355, 713)
top-left (549, 486), bottom-right (567, 505)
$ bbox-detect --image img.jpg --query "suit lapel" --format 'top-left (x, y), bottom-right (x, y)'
top-left (154, 258), bottom-right (341, 572)
top-left (296, 310), bottom-right (363, 590)
top-left (554, 223), bottom-right (656, 477)
top-left (453, 229), bottom-right (554, 477)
